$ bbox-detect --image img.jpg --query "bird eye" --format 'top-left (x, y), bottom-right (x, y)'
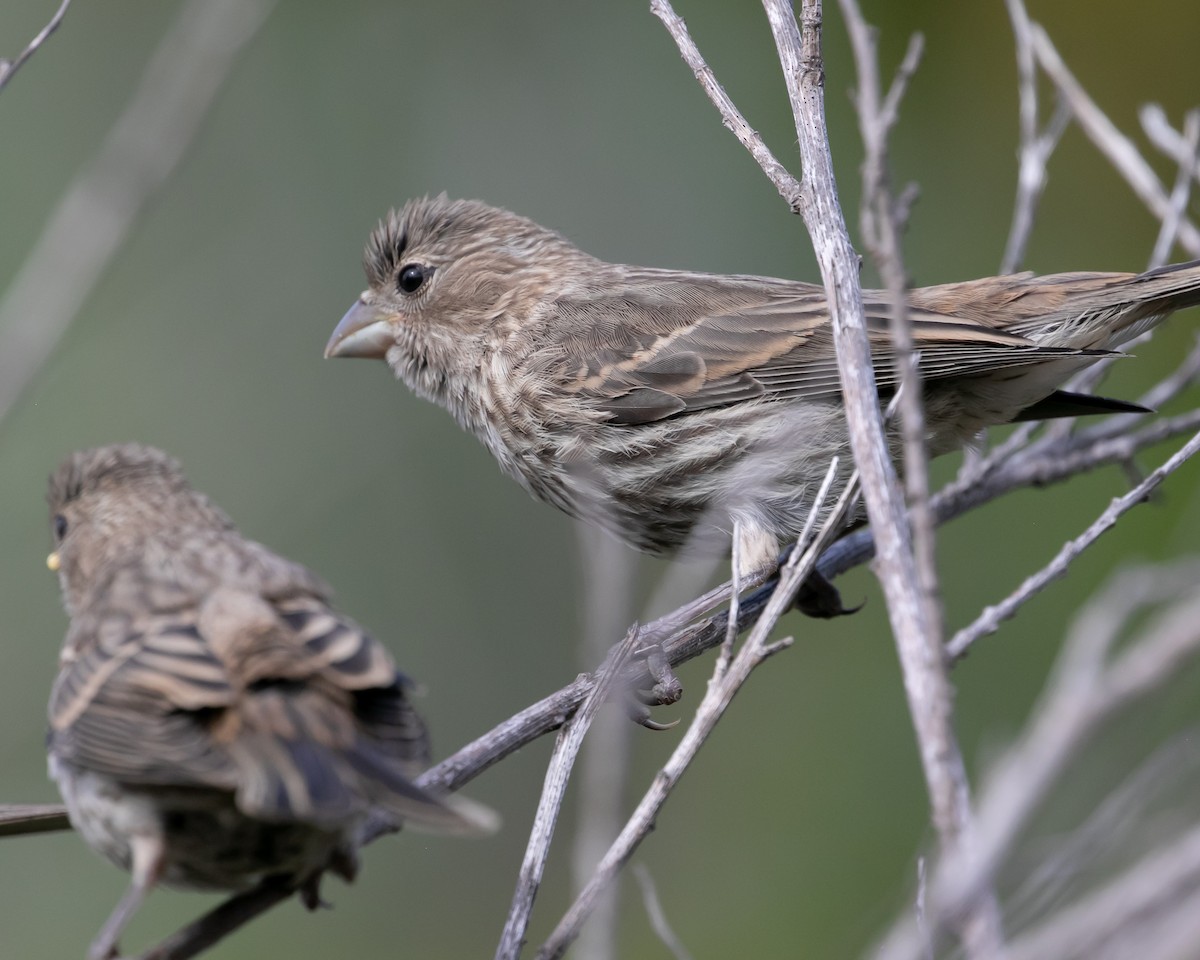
top-left (397, 263), bottom-right (430, 294)
top-left (53, 514), bottom-right (68, 541)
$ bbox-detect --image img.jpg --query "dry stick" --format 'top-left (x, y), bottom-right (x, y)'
top-left (877, 561), bottom-right (1200, 960)
top-left (1000, 0), bottom-right (1071, 274)
top-left (536, 459), bottom-right (852, 960)
top-left (1004, 730), bottom-right (1200, 933)
top-left (946, 424), bottom-right (1200, 659)
top-left (999, 826), bottom-right (1200, 960)
top-left (1141, 103), bottom-right (1200, 187)
top-left (840, 7), bottom-right (936, 642)
top-left (943, 565), bottom-right (1200, 948)
top-left (1029, 23), bottom-right (1200, 257)
top-left (137, 881), bottom-right (294, 960)
top-left (569, 526), bottom-right (637, 960)
top-left (631, 866), bottom-right (695, 960)
top-left (0, 0), bottom-right (71, 93)
top-left (649, 0), bottom-right (802, 207)
top-left (1151, 109), bottom-right (1200, 268)
top-left (495, 625), bottom-right (645, 960)
top-left (0, 0), bottom-right (279, 432)
top-left (425, 411), bottom-right (1200, 809)
top-left (0, 804), bottom-right (70, 837)
top-left (762, 2), bottom-right (1001, 954)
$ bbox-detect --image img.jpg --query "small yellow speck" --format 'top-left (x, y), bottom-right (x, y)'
top-left (46, 552), bottom-right (60, 572)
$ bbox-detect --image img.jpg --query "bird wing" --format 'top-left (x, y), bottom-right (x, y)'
top-left (48, 606), bottom-right (240, 790)
top-left (47, 566), bottom-right (468, 830)
top-left (555, 274), bottom-right (1109, 425)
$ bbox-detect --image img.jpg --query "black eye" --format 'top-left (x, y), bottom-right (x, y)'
top-left (397, 263), bottom-right (430, 294)
top-left (53, 514), bottom-right (68, 541)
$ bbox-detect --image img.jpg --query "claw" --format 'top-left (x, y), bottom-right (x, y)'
top-left (794, 571), bottom-right (863, 619)
top-left (625, 698), bottom-right (681, 731)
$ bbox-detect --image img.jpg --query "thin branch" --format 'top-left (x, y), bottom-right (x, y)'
top-left (0, 803), bottom-right (70, 837)
top-left (1151, 109), bottom-right (1200, 269)
top-left (1000, 0), bottom-right (1071, 273)
top-left (569, 524), bottom-right (637, 960)
top-left (135, 880), bottom-right (293, 960)
top-left (632, 866), bottom-right (695, 960)
top-left (842, 11), bottom-right (938, 651)
top-left (0, 0), bottom-right (71, 93)
top-left (1029, 24), bottom-right (1200, 256)
top-left (650, 0), bottom-right (803, 208)
top-left (946, 424), bottom-right (1200, 659)
top-left (877, 561), bottom-right (1200, 960)
top-left (1141, 103), bottom-right (1200, 188)
top-left (0, 0), bottom-right (279, 432)
top-left (495, 625), bottom-right (644, 960)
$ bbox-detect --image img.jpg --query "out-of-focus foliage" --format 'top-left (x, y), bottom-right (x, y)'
top-left (1, 1), bottom-right (1198, 957)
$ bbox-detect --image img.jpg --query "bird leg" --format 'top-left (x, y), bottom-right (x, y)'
top-left (88, 833), bottom-right (166, 960)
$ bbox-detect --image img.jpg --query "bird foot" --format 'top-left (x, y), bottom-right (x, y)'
top-left (793, 570), bottom-right (862, 619)
top-left (626, 643), bottom-right (682, 730)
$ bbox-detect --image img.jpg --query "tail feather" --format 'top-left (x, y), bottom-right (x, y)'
top-left (1014, 389), bottom-right (1152, 422)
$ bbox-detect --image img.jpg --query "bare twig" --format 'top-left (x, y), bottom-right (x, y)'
top-left (1141, 103), bottom-right (1200, 187)
top-left (135, 880), bottom-right (293, 960)
top-left (0, 0), bottom-right (71, 93)
top-left (947, 424), bottom-right (1200, 659)
top-left (495, 624), bottom-right (644, 960)
top-left (1029, 24), bottom-right (1200, 256)
top-left (650, 0), bottom-right (802, 208)
top-left (632, 865), bottom-right (695, 960)
top-left (569, 526), bottom-right (637, 960)
top-left (1004, 731), bottom-right (1200, 931)
top-left (1151, 109), bottom-right (1200, 268)
top-left (877, 561), bottom-right (1200, 960)
top-left (120, 395), bottom-right (1200, 960)
top-left (0, 0), bottom-right (278, 432)
top-left (1000, 0), bottom-right (1071, 273)
top-left (0, 803), bottom-right (70, 837)
top-left (841, 7), bottom-right (938, 648)
top-left (769, 2), bottom-right (995, 951)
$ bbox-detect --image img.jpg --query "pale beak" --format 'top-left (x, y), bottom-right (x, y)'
top-left (46, 552), bottom-right (60, 572)
top-left (324, 299), bottom-right (396, 359)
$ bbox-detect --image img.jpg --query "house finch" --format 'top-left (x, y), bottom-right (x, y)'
top-left (46, 443), bottom-right (494, 960)
top-left (325, 196), bottom-right (1200, 584)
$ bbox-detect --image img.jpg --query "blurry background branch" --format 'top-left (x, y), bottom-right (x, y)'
top-left (0, 0), bottom-right (70, 93)
top-left (0, 0), bottom-right (277, 433)
top-left (875, 560), bottom-right (1200, 960)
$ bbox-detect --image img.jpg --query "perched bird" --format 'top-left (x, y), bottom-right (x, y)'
top-left (326, 196), bottom-right (1200, 584)
top-left (46, 444), bottom-right (494, 960)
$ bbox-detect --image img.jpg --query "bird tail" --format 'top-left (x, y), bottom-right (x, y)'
top-left (229, 687), bottom-right (497, 836)
top-left (1008, 258), bottom-right (1200, 350)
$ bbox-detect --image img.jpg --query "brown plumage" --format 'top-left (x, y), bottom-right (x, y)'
top-left (326, 196), bottom-right (1200, 582)
top-left (46, 443), bottom-right (494, 960)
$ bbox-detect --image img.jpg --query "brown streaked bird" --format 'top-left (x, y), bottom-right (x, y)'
top-left (326, 196), bottom-right (1200, 585)
top-left (46, 444), bottom-right (495, 960)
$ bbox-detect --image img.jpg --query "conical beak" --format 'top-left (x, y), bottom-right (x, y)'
top-left (325, 299), bottom-right (395, 359)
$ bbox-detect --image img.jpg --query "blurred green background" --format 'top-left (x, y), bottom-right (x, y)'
top-left (2, 1), bottom-right (1199, 957)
